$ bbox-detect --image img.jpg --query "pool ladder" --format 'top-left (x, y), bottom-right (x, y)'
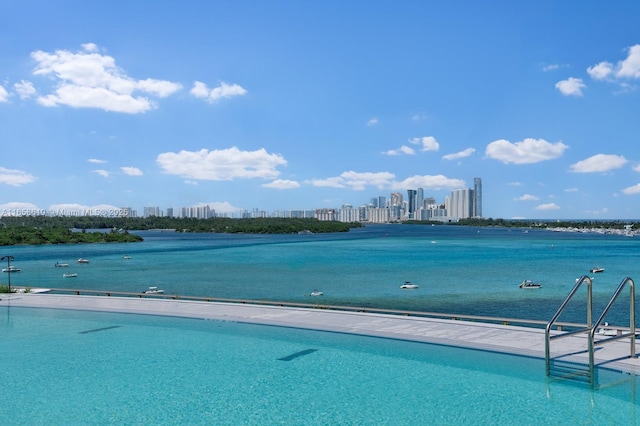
top-left (545, 276), bottom-right (637, 388)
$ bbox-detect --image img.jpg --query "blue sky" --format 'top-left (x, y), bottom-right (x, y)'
top-left (1, 1), bottom-right (640, 219)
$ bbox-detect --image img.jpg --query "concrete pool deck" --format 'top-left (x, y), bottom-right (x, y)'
top-left (3, 292), bottom-right (640, 375)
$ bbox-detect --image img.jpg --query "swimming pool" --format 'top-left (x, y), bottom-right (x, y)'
top-left (1, 307), bottom-right (638, 424)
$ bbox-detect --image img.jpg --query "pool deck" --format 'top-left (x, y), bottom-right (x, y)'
top-left (3, 292), bottom-right (640, 375)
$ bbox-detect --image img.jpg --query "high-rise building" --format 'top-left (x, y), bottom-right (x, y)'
top-left (473, 177), bottom-right (482, 218)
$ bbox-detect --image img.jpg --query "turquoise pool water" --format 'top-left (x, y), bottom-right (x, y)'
top-left (1, 307), bottom-right (638, 425)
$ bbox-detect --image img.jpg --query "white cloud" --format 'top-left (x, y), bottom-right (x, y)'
top-left (88, 158), bottom-right (107, 164)
top-left (121, 166), bottom-right (143, 176)
top-left (0, 85), bottom-right (9, 102)
top-left (307, 171), bottom-right (395, 190)
top-left (190, 81), bottom-right (247, 103)
top-left (622, 183), bottom-right (640, 195)
top-left (536, 203), bottom-right (560, 211)
top-left (485, 138), bottom-right (568, 164)
top-left (542, 64), bottom-right (560, 72)
top-left (367, 117), bottom-right (378, 126)
top-left (93, 169), bottom-right (110, 177)
top-left (383, 145), bottom-right (415, 156)
top-left (0, 201), bottom-right (39, 211)
top-left (391, 175), bottom-right (465, 191)
top-left (13, 80), bottom-right (36, 99)
top-left (157, 147), bottom-right (286, 180)
top-left (409, 136), bottom-right (439, 151)
top-left (30, 44), bottom-right (182, 113)
top-left (564, 187), bottom-right (578, 192)
top-left (555, 77), bottom-right (586, 96)
top-left (0, 167), bottom-right (36, 186)
top-left (207, 201), bottom-right (243, 213)
top-left (442, 148), bottom-right (475, 160)
top-left (262, 179), bottom-right (300, 189)
top-left (517, 194), bottom-right (539, 201)
top-left (587, 62), bottom-right (614, 81)
top-left (616, 44), bottom-right (640, 79)
top-left (569, 154), bottom-right (627, 173)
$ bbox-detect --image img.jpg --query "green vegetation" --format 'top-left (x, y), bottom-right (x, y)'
top-left (0, 285), bottom-right (16, 293)
top-left (0, 217), bottom-right (362, 246)
top-left (0, 226), bottom-right (143, 246)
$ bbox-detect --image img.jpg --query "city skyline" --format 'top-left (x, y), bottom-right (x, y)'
top-left (2, 2), bottom-right (640, 220)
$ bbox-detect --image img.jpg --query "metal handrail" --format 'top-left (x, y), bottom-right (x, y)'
top-left (589, 277), bottom-right (636, 370)
top-left (545, 276), bottom-right (592, 377)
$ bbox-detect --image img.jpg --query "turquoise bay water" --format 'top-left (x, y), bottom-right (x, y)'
top-left (1, 307), bottom-right (638, 425)
top-left (4, 224), bottom-right (640, 322)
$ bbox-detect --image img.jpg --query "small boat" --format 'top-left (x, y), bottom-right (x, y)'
top-left (122, 256), bottom-right (131, 260)
top-left (77, 258), bottom-right (90, 264)
top-left (309, 289), bottom-right (324, 296)
top-left (63, 273), bottom-right (78, 278)
top-left (519, 279), bottom-right (541, 289)
top-left (590, 267), bottom-right (605, 273)
top-left (400, 281), bottom-right (419, 289)
top-left (2, 266), bottom-right (21, 273)
top-left (54, 262), bottom-right (69, 267)
top-left (142, 286), bottom-right (165, 294)
top-left (596, 322), bottom-right (617, 336)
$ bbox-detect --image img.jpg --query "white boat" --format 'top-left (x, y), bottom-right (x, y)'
top-left (2, 266), bottom-right (21, 273)
top-left (590, 267), bottom-right (605, 273)
top-left (400, 281), bottom-right (419, 289)
top-left (309, 289), bottom-right (324, 296)
top-left (77, 258), bottom-right (90, 264)
top-left (519, 279), bottom-right (541, 289)
top-left (54, 262), bottom-right (69, 267)
top-left (63, 273), bottom-right (78, 278)
top-left (122, 256), bottom-right (132, 260)
top-left (143, 286), bottom-right (165, 294)
top-left (596, 322), bottom-right (618, 336)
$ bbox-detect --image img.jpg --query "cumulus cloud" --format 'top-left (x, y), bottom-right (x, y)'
top-left (622, 183), bottom-right (640, 195)
top-left (586, 44), bottom-right (640, 92)
top-left (93, 169), bottom-right (110, 177)
top-left (442, 148), bottom-right (476, 160)
top-left (485, 138), bottom-right (568, 164)
top-left (569, 154), bottom-right (627, 173)
top-left (391, 175), bottom-right (465, 191)
top-left (30, 44), bottom-right (182, 113)
top-left (367, 117), bottom-right (378, 126)
top-left (409, 136), bottom-right (439, 151)
top-left (0, 167), bottom-right (36, 186)
top-left (13, 80), bottom-right (36, 99)
top-left (306, 172), bottom-right (395, 190)
top-left (517, 194), bottom-right (539, 201)
top-left (535, 203), bottom-right (560, 211)
top-left (190, 81), bottom-right (247, 103)
top-left (305, 171), bottom-right (464, 192)
top-left (157, 147), bottom-right (286, 180)
top-left (383, 145), bottom-right (415, 156)
top-left (262, 179), bottom-right (301, 189)
top-left (121, 166), bottom-right (143, 176)
top-left (555, 77), bottom-right (586, 96)
top-left (0, 85), bottom-right (9, 102)
top-left (0, 201), bottom-right (39, 211)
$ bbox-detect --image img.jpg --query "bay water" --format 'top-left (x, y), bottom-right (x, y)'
top-left (3, 224), bottom-right (640, 324)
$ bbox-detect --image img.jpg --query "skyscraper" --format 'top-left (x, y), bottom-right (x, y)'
top-left (473, 177), bottom-right (482, 218)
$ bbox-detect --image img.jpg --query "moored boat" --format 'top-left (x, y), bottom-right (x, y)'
top-left (54, 262), bottom-right (69, 267)
top-left (63, 273), bottom-right (78, 278)
top-left (519, 279), bottom-right (541, 289)
top-left (2, 266), bottom-right (21, 273)
top-left (142, 286), bottom-right (165, 294)
top-left (77, 258), bottom-right (90, 264)
top-left (590, 267), bottom-right (605, 273)
top-left (309, 289), bottom-right (324, 296)
top-left (400, 281), bottom-right (419, 289)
